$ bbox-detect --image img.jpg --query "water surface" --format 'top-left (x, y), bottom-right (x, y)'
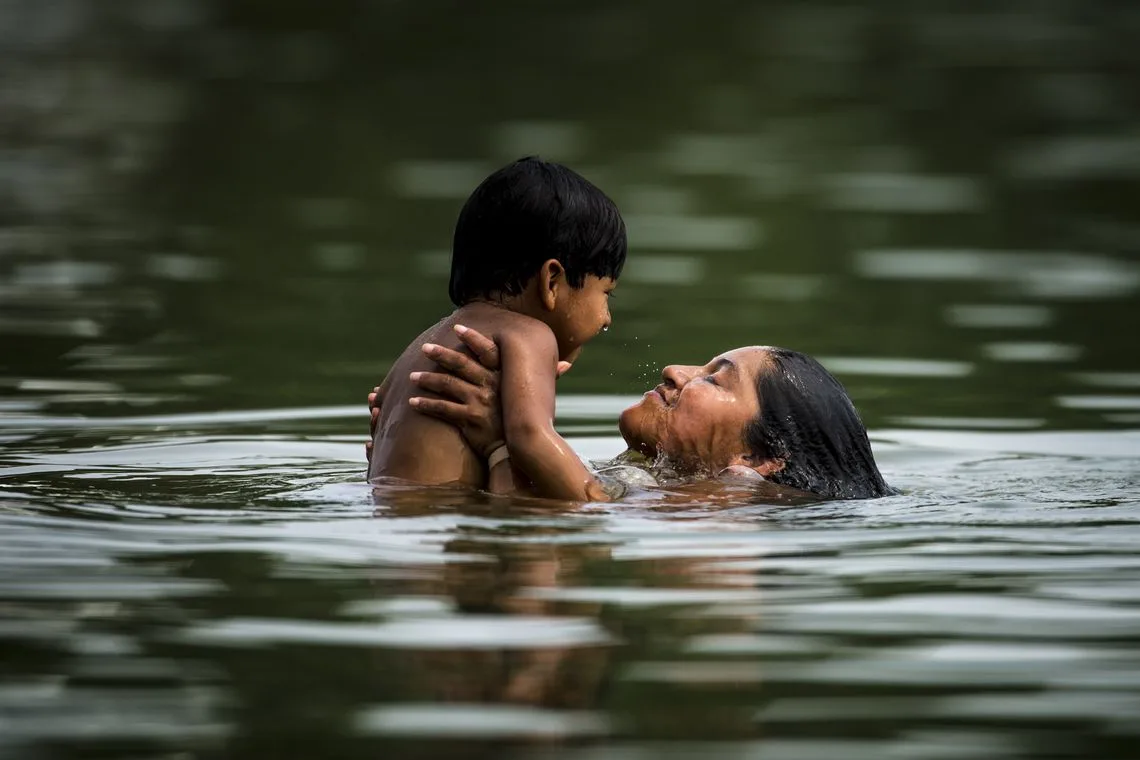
top-left (2, 409), bottom-right (1138, 758)
top-left (2, 1), bottom-right (1140, 757)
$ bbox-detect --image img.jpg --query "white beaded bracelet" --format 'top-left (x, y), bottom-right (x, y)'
top-left (487, 443), bottom-right (510, 470)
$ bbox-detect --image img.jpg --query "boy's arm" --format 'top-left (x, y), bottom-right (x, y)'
top-left (498, 324), bottom-right (610, 502)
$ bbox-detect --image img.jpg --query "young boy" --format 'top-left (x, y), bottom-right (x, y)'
top-left (367, 157), bottom-right (626, 501)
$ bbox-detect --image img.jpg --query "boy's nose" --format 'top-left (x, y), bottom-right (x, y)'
top-left (662, 364), bottom-right (696, 388)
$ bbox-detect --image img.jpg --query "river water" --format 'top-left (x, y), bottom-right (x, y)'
top-left (2, 1), bottom-right (1139, 758)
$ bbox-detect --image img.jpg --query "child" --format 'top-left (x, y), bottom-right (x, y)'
top-left (367, 157), bottom-right (626, 501)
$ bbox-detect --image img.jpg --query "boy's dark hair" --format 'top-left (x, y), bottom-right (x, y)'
top-left (449, 157), bottom-right (627, 306)
top-left (744, 348), bottom-right (895, 500)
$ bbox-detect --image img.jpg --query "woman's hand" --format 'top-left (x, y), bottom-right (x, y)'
top-left (365, 385), bottom-right (382, 463)
top-left (366, 323), bottom-right (572, 462)
top-left (409, 324), bottom-right (573, 457)
top-left (409, 325), bottom-right (506, 458)
top-left (363, 324), bottom-right (499, 462)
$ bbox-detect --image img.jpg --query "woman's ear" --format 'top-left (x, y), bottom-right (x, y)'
top-left (537, 259), bottom-right (564, 312)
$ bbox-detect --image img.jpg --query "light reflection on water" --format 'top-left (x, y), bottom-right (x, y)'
top-left (1, 407), bottom-right (1139, 757)
top-left (2, 1), bottom-right (1140, 757)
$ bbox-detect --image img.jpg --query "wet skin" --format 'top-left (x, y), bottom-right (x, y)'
top-left (618, 347), bottom-right (781, 476)
top-left (368, 335), bottom-right (786, 494)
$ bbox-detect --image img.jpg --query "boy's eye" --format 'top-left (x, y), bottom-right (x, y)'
top-left (705, 375), bottom-right (719, 386)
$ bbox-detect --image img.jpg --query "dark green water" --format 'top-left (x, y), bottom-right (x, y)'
top-left (2, 1), bottom-right (1139, 758)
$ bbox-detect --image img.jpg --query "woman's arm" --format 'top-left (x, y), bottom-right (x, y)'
top-left (487, 452), bottom-right (519, 494)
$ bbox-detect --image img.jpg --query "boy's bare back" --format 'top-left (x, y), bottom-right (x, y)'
top-left (367, 302), bottom-right (553, 487)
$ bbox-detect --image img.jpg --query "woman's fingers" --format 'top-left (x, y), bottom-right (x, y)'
top-left (454, 324), bottom-right (500, 370)
top-left (422, 343), bottom-right (495, 387)
top-left (367, 385), bottom-right (382, 461)
top-left (368, 386), bottom-right (382, 437)
top-left (409, 396), bottom-right (473, 425)
top-left (556, 361), bottom-right (573, 378)
top-left (410, 370), bottom-right (485, 402)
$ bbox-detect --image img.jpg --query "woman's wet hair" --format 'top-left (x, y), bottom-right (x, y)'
top-left (744, 348), bottom-right (894, 499)
top-left (449, 157), bottom-right (627, 306)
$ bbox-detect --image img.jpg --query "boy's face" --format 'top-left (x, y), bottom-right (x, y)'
top-left (551, 275), bottom-right (616, 362)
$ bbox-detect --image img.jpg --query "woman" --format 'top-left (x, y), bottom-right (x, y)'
top-left (367, 326), bottom-right (893, 501)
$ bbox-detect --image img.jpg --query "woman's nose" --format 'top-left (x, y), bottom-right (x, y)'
top-left (662, 364), bottom-right (696, 388)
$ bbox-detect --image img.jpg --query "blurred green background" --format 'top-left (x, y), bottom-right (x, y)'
top-left (3, 0), bottom-right (1139, 430)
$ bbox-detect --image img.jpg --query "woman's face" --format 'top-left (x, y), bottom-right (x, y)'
top-left (618, 347), bottom-right (772, 473)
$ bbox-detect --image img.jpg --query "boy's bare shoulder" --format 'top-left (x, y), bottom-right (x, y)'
top-left (485, 310), bottom-right (558, 353)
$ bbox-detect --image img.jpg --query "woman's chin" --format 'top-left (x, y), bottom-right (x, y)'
top-left (618, 403), bottom-right (655, 453)
top-left (617, 406), bottom-right (636, 445)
